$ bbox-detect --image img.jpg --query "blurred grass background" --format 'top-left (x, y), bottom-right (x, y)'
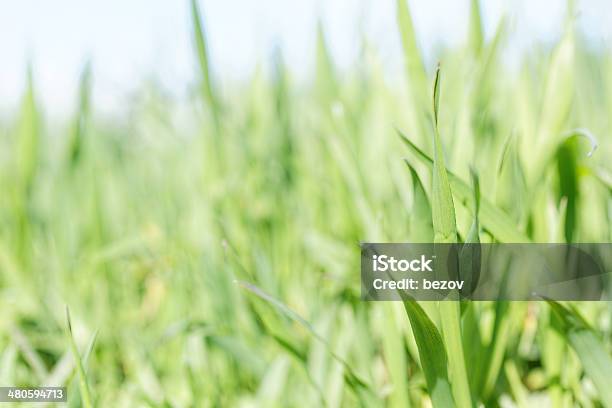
top-left (1, 0), bottom-right (612, 406)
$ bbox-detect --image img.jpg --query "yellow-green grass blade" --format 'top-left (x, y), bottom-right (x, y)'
top-left (315, 22), bottom-right (338, 104)
top-left (529, 21), bottom-right (575, 182)
top-left (190, 0), bottom-right (220, 132)
top-left (504, 360), bottom-right (528, 408)
top-left (468, 0), bottom-right (484, 55)
top-left (65, 307), bottom-right (94, 408)
top-left (495, 133), bottom-right (527, 222)
top-left (16, 65), bottom-right (40, 196)
top-left (67, 330), bottom-right (98, 408)
top-left (396, 0), bottom-right (427, 96)
top-left (66, 61), bottom-right (92, 169)
top-left (438, 301), bottom-right (472, 408)
top-left (481, 301), bottom-right (523, 400)
top-left (382, 304), bottom-right (412, 407)
top-left (396, 0), bottom-right (430, 146)
top-left (14, 66), bottom-right (40, 266)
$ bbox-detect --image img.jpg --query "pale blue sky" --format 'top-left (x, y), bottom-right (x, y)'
top-left (1, 0), bottom-right (611, 116)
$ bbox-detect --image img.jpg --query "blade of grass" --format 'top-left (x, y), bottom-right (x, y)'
top-left (405, 162), bottom-right (433, 242)
top-left (459, 169), bottom-right (481, 298)
top-left (495, 133), bottom-right (528, 222)
top-left (556, 138), bottom-right (579, 242)
top-left (430, 65), bottom-right (456, 244)
top-left (315, 22), bottom-right (338, 104)
top-left (504, 360), bottom-right (528, 408)
top-left (236, 280), bottom-right (378, 403)
top-left (190, 0), bottom-right (221, 134)
top-left (382, 304), bottom-right (412, 407)
top-left (402, 300), bottom-right (454, 408)
top-left (468, 0), bottom-right (484, 55)
top-left (396, 0), bottom-right (430, 147)
top-left (547, 301), bottom-right (612, 408)
top-left (14, 66), bottom-right (40, 265)
top-left (529, 20), bottom-right (575, 182)
top-left (396, 0), bottom-right (427, 90)
top-left (16, 65), bottom-right (40, 196)
top-left (66, 307), bottom-right (94, 408)
top-left (66, 61), bottom-right (92, 169)
top-left (67, 330), bottom-right (98, 408)
top-left (10, 325), bottom-right (48, 381)
top-left (429, 65), bottom-right (472, 408)
top-left (398, 130), bottom-right (530, 242)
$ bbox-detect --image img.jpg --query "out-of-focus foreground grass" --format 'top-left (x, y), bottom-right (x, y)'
top-left (1, 0), bottom-right (612, 406)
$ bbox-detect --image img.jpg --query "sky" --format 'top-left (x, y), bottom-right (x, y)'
top-left (1, 0), bottom-right (612, 117)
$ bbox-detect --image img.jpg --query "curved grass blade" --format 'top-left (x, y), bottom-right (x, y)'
top-left (532, 128), bottom-right (597, 187)
top-left (66, 307), bottom-right (94, 408)
top-left (402, 300), bottom-right (454, 408)
top-left (405, 162), bottom-right (433, 241)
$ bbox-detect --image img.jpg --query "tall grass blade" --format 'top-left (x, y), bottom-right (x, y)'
top-left (459, 169), bottom-right (480, 295)
top-left (66, 307), bottom-right (94, 408)
top-left (468, 0), bottom-right (484, 55)
top-left (428, 66), bottom-right (472, 408)
top-left (190, 0), bottom-right (220, 132)
top-left (430, 65), bottom-right (456, 244)
top-left (16, 65), bottom-right (40, 196)
top-left (396, 0), bottom-right (427, 97)
top-left (530, 19), bottom-right (575, 181)
top-left (396, 0), bottom-right (430, 146)
top-left (68, 331), bottom-right (99, 408)
top-left (382, 304), bottom-right (412, 407)
top-left (316, 22), bottom-right (338, 104)
top-left (66, 61), bottom-right (92, 168)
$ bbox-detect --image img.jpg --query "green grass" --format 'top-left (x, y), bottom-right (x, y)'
top-left (0, 0), bottom-right (611, 406)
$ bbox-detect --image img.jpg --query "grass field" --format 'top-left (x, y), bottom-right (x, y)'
top-left (1, 0), bottom-right (612, 406)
